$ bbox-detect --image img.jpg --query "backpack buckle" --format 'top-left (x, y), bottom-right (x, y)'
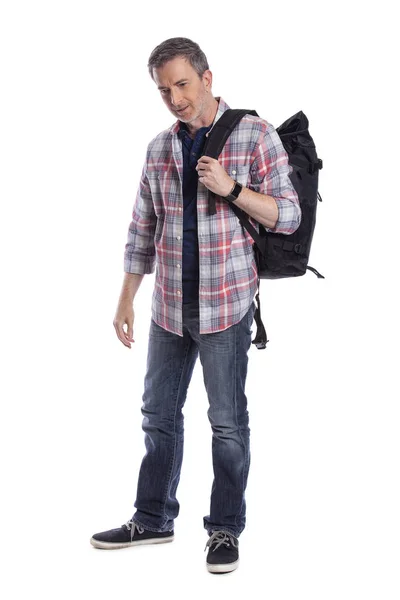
top-left (294, 244), bottom-right (303, 254)
top-left (308, 159), bottom-right (323, 174)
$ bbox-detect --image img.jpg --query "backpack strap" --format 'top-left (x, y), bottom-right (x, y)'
top-left (201, 108), bottom-right (269, 349)
top-left (202, 109), bottom-right (259, 215)
top-left (201, 108), bottom-right (268, 257)
top-left (251, 287), bottom-right (269, 349)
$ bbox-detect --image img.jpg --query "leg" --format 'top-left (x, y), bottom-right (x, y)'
top-left (196, 302), bottom-right (256, 538)
top-left (132, 309), bottom-right (199, 532)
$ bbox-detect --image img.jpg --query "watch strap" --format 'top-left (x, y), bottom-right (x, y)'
top-left (225, 181), bottom-right (243, 203)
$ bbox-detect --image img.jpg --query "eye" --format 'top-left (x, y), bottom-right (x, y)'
top-left (179, 83), bottom-right (186, 87)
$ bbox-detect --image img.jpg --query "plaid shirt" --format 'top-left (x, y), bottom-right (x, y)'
top-left (124, 96), bottom-right (301, 336)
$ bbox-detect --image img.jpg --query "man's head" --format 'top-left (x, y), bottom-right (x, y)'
top-left (148, 37), bottom-right (217, 130)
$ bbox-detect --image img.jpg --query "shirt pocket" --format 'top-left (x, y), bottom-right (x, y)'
top-left (226, 163), bottom-right (260, 244)
top-left (147, 164), bottom-right (172, 187)
top-left (156, 164), bottom-right (181, 192)
top-left (156, 164), bottom-right (170, 178)
top-left (227, 164), bottom-right (251, 187)
top-left (146, 166), bottom-right (168, 218)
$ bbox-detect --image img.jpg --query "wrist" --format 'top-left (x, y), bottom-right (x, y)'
top-left (224, 180), bottom-right (243, 203)
top-left (225, 179), bottom-right (236, 197)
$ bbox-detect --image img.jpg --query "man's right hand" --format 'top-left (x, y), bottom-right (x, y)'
top-left (113, 301), bottom-right (135, 349)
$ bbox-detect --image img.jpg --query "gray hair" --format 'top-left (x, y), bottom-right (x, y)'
top-left (147, 37), bottom-right (209, 82)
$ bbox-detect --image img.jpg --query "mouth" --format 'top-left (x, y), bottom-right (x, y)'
top-left (176, 106), bottom-right (189, 113)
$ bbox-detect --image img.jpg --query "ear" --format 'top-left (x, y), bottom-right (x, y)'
top-left (203, 69), bottom-right (213, 91)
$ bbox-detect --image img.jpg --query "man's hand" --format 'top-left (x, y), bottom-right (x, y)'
top-left (196, 156), bottom-right (234, 197)
top-left (113, 301), bottom-right (135, 349)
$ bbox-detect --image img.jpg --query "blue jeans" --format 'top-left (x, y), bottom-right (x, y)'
top-left (131, 299), bottom-right (256, 539)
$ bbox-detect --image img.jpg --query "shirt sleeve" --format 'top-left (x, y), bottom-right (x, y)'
top-left (248, 122), bottom-right (301, 234)
top-left (124, 146), bottom-right (157, 274)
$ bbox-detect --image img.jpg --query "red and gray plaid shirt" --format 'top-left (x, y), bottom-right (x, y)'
top-left (124, 96), bottom-right (301, 336)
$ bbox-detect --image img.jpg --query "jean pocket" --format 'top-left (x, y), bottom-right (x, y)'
top-left (149, 318), bottom-right (169, 339)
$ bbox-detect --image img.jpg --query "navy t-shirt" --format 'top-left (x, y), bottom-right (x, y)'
top-left (177, 120), bottom-right (213, 304)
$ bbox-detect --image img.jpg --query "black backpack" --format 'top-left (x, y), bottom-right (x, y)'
top-left (202, 109), bottom-right (324, 349)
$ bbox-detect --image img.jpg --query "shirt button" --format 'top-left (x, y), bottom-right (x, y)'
top-left (177, 264), bottom-right (181, 269)
top-left (176, 235), bottom-right (181, 240)
top-left (178, 207), bottom-right (182, 212)
top-left (231, 170), bottom-right (237, 175)
top-left (177, 290), bottom-right (181, 295)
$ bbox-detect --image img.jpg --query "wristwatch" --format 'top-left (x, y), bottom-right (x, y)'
top-left (224, 181), bottom-right (243, 203)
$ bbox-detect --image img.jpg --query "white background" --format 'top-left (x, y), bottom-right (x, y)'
top-left (1, 0), bottom-right (399, 598)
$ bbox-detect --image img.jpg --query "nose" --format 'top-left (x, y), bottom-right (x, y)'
top-left (170, 89), bottom-right (183, 107)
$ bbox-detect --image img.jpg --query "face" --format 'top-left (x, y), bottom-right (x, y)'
top-left (153, 56), bottom-right (214, 128)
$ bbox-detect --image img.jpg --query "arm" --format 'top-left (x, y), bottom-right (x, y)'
top-left (115, 148), bottom-right (157, 348)
top-left (124, 148), bottom-right (157, 275)
top-left (227, 185), bottom-right (279, 230)
top-left (232, 123), bottom-right (301, 234)
top-left (118, 272), bottom-right (145, 304)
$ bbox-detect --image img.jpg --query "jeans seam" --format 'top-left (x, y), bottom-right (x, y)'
top-left (233, 311), bottom-right (249, 533)
top-left (160, 338), bottom-right (192, 530)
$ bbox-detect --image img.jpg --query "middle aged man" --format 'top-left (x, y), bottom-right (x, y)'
top-left (90, 37), bottom-right (301, 574)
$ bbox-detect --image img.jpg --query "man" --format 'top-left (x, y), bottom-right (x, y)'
top-left (90, 37), bottom-right (301, 574)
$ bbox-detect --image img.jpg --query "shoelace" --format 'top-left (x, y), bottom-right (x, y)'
top-left (123, 519), bottom-right (145, 543)
top-left (204, 530), bottom-right (239, 552)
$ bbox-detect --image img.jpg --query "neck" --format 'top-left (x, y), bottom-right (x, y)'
top-left (186, 96), bottom-right (219, 137)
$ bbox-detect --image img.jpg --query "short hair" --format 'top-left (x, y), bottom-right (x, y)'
top-left (147, 37), bottom-right (209, 82)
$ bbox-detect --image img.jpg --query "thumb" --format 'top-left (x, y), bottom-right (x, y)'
top-left (127, 324), bottom-right (134, 341)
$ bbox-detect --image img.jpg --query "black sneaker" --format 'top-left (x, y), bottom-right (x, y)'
top-left (204, 530), bottom-right (239, 573)
top-left (90, 519), bottom-right (174, 549)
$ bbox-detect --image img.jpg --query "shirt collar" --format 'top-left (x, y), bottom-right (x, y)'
top-left (177, 119), bottom-right (212, 141)
top-left (170, 96), bottom-right (230, 137)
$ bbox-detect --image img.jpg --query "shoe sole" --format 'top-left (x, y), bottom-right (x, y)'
top-left (90, 535), bottom-right (174, 549)
top-left (206, 559), bottom-right (239, 574)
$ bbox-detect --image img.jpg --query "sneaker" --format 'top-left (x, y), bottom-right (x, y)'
top-left (204, 530), bottom-right (239, 573)
top-left (90, 518), bottom-right (174, 549)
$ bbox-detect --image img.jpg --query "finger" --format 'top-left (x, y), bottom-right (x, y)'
top-left (113, 321), bottom-right (130, 347)
top-left (125, 324), bottom-right (134, 342)
top-left (197, 156), bottom-right (213, 166)
top-left (122, 323), bottom-right (134, 343)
